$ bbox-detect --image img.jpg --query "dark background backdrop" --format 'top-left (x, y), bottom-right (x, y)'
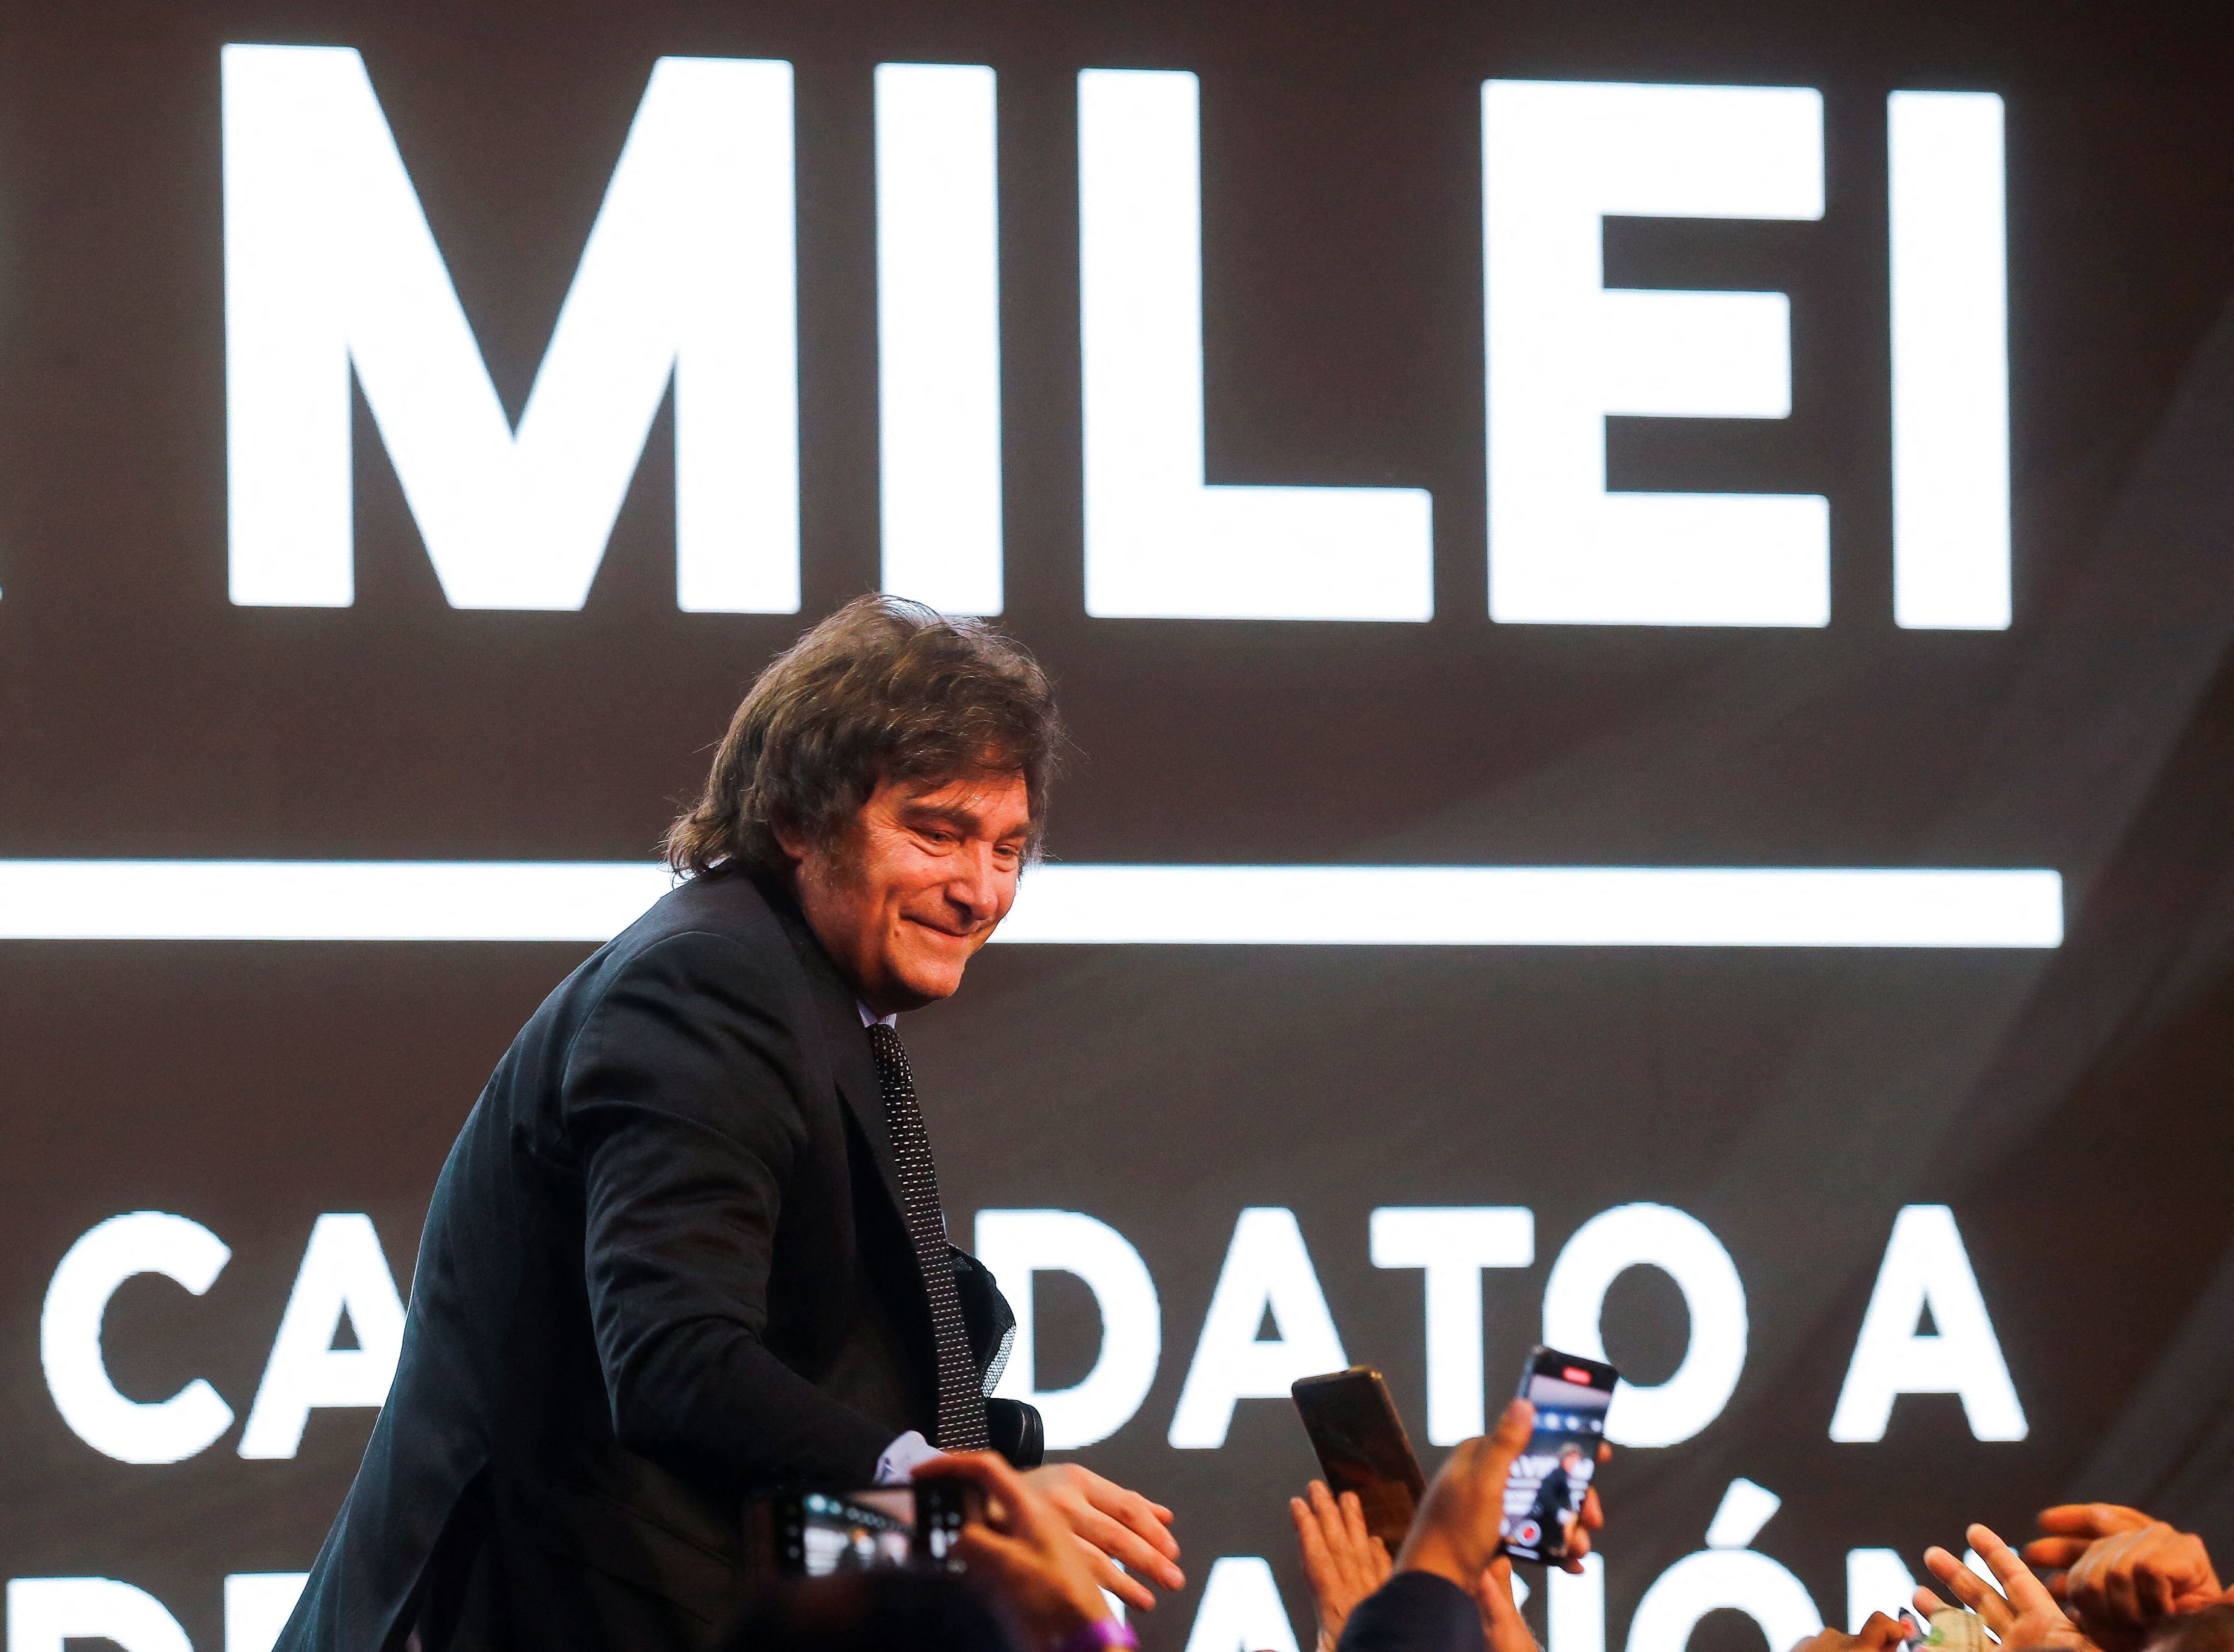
top-left (6, 1), bottom-right (2234, 1647)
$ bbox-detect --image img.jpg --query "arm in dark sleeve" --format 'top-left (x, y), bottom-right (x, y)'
top-left (566, 929), bottom-right (896, 1490)
top-left (1337, 1575), bottom-right (1488, 1652)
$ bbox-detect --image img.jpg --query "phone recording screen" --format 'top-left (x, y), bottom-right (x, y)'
top-left (1501, 1350), bottom-right (1617, 1564)
top-left (796, 1490), bottom-right (916, 1575)
top-left (786, 1487), bottom-right (966, 1575)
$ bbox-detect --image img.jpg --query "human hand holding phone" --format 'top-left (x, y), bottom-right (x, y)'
top-left (912, 1452), bottom-right (1117, 1649)
top-left (1291, 1368), bottom-right (1427, 1555)
top-left (1291, 1480), bottom-right (1394, 1652)
top-left (1393, 1396), bottom-right (1538, 1596)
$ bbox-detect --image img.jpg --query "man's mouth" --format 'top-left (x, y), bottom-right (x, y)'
top-left (902, 915), bottom-right (977, 943)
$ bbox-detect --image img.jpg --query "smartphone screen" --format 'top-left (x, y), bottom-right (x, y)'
top-left (1291, 1367), bottom-right (1427, 1553)
top-left (1501, 1346), bottom-right (1618, 1565)
top-left (769, 1483), bottom-right (973, 1576)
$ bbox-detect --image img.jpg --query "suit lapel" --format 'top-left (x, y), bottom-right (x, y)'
top-left (821, 985), bottom-right (910, 1227)
top-left (769, 895), bottom-right (944, 1402)
top-left (758, 876), bottom-right (911, 1229)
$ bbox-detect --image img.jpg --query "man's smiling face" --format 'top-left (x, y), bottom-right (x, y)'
top-left (784, 768), bottom-right (1033, 1016)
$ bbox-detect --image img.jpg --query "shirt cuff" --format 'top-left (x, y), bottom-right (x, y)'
top-left (875, 1430), bottom-right (943, 1484)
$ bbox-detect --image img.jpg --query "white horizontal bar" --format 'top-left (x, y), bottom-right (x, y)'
top-left (0, 860), bottom-right (675, 941)
top-left (1000, 864), bottom-right (2062, 946)
top-left (0, 861), bottom-right (2062, 947)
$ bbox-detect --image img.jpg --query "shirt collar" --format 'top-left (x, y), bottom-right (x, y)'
top-left (856, 1001), bottom-right (897, 1029)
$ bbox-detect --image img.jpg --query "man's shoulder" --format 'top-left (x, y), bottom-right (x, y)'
top-left (590, 871), bottom-right (837, 1006)
top-left (623, 870), bottom-right (784, 951)
top-left (584, 873), bottom-right (788, 985)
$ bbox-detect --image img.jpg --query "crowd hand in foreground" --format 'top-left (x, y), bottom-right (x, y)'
top-left (1391, 1397), bottom-right (1606, 1652)
top-left (1792, 1612), bottom-right (1910, 1652)
top-left (1017, 1461), bottom-right (1185, 1613)
top-left (912, 1452), bottom-right (1122, 1649)
top-left (1917, 1522), bottom-right (2099, 1652)
top-left (1292, 1481), bottom-right (1394, 1652)
top-left (2023, 1505), bottom-right (2226, 1652)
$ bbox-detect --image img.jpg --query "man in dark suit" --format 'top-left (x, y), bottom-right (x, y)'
top-left (1524, 1444), bottom-right (1591, 1552)
top-left (277, 597), bottom-right (1182, 1651)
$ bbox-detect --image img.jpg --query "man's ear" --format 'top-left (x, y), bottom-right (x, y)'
top-left (770, 821), bottom-right (810, 868)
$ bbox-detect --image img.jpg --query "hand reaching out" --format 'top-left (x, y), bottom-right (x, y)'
top-left (1022, 1461), bottom-right (1185, 1614)
top-left (2023, 1506), bottom-right (2223, 1651)
top-left (1919, 1523), bottom-right (2099, 1652)
top-left (1791, 1612), bottom-right (1910, 1652)
top-left (1291, 1482), bottom-right (1393, 1652)
top-left (2025, 1505), bottom-right (2152, 1589)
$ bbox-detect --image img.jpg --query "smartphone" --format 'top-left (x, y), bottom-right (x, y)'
top-left (1501, 1346), bottom-right (1618, 1565)
top-left (754, 1481), bottom-right (981, 1577)
top-left (1291, 1366), bottom-right (1428, 1553)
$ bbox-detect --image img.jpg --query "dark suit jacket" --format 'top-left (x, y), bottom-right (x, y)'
top-left (1528, 1464), bottom-right (1576, 1531)
top-left (274, 871), bottom-right (1014, 1652)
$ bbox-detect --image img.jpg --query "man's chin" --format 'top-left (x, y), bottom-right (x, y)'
top-left (886, 954), bottom-right (970, 1006)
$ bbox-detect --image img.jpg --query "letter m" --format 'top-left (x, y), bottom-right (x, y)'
top-left (222, 45), bottom-right (798, 610)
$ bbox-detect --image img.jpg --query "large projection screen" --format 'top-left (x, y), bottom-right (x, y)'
top-left (6, 3), bottom-right (2234, 1649)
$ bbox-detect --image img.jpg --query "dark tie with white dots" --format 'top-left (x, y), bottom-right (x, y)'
top-left (865, 1022), bottom-right (990, 1452)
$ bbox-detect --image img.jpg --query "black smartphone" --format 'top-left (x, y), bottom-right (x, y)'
top-left (1291, 1366), bottom-right (1428, 1553)
top-left (1500, 1345), bottom-right (1618, 1565)
top-left (753, 1481), bottom-right (982, 1577)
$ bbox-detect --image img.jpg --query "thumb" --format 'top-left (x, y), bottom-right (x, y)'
top-left (1484, 1398), bottom-right (1536, 1471)
top-left (1854, 1611), bottom-right (1904, 1652)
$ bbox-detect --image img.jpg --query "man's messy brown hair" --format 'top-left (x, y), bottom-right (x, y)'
top-left (664, 595), bottom-right (1062, 880)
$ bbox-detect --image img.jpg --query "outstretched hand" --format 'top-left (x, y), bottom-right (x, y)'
top-left (1291, 1482), bottom-right (1394, 1652)
top-left (1918, 1523), bottom-right (2098, 1652)
top-left (2023, 1506), bottom-right (2222, 1651)
top-left (1022, 1461), bottom-right (1185, 1613)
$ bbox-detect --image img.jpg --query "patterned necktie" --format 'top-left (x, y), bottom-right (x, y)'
top-left (864, 1022), bottom-right (990, 1452)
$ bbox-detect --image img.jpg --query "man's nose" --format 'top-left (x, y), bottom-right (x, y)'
top-left (948, 845), bottom-right (1007, 922)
